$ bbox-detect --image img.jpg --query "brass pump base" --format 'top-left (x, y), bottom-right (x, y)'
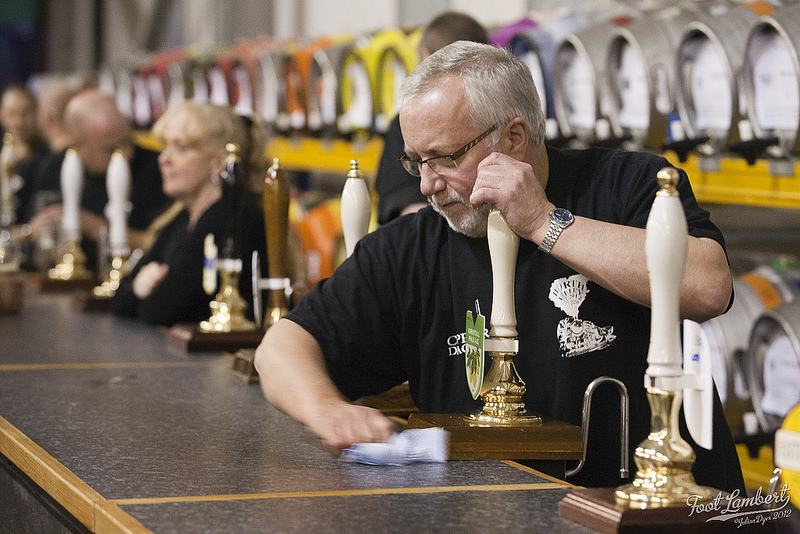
top-left (199, 268), bottom-right (255, 333)
top-left (465, 342), bottom-right (541, 426)
top-left (0, 244), bottom-right (19, 273)
top-left (263, 301), bottom-right (288, 329)
top-left (92, 256), bottom-right (126, 298)
top-left (615, 386), bottom-right (715, 508)
top-left (48, 240), bottom-right (93, 281)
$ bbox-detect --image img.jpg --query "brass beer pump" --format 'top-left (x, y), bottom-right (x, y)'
top-left (48, 149), bottom-right (93, 281)
top-left (93, 150), bottom-right (131, 298)
top-left (467, 209), bottom-right (540, 425)
top-left (260, 157), bottom-right (290, 328)
top-left (228, 156), bottom-right (290, 379)
top-left (199, 143), bottom-right (255, 333)
top-left (408, 209), bottom-right (581, 462)
top-left (615, 167), bottom-right (715, 507)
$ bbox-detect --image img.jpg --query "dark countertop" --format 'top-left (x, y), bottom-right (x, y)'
top-left (0, 287), bottom-right (595, 534)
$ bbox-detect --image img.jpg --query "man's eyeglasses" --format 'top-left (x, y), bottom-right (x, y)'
top-left (399, 124), bottom-right (498, 177)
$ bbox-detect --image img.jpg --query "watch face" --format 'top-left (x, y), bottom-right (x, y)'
top-left (553, 208), bottom-right (574, 225)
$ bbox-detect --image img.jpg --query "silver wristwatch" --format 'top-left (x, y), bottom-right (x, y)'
top-left (538, 208), bottom-right (574, 254)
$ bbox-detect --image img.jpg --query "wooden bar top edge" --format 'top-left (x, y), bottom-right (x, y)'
top-left (0, 415), bottom-right (151, 534)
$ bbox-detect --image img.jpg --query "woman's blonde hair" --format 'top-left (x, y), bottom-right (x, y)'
top-left (152, 101), bottom-right (268, 191)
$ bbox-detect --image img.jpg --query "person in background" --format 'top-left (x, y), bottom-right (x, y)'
top-left (25, 89), bottom-right (171, 269)
top-left (0, 84), bottom-right (49, 223)
top-left (37, 77), bottom-right (88, 152)
top-left (112, 101), bottom-right (268, 327)
top-left (375, 11), bottom-right (488, 225)
top-left (255, 42), bottom-right (744, 492)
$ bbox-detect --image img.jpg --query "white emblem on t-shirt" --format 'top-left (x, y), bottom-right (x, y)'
top-left (549, 274), bottom-right (616, 358)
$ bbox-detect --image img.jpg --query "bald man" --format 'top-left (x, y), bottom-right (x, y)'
top-left (26, 90), bottom-right (170, 269)
top-left (37, 80), bottom-right (82, 152)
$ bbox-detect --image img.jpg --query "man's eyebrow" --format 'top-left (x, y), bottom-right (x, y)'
top-left (403, 147), bottom-right (420, 159)
top-left (403, 146), bottom-right (447, 159)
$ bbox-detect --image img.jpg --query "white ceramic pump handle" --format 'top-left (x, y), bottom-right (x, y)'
top-left (60, 149), bottom-right (84, 242)
top-left (340, 159), bottom-right (371, 258)
top-left (487, 209), bottom-right (519, 339)
top-left (645, 167), bottom-right (687, 379)
top-left (105, 150), bottom-right (131, 257)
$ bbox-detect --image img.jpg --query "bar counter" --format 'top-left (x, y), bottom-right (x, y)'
top-left (0, 287), bottom-right (594, 533)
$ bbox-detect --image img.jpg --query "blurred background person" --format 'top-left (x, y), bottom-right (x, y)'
top-left (36, 76), bottom-right (92, 152)
top-left (375, 11), bottom-right (488, 225)
top-left (112, 101), bottom-right (269, 327)
top-left (0, 84), bottom-right (49, 224)
top-left (25, 89), bottom-right (171, 270)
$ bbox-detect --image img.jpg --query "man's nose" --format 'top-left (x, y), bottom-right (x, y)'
top-left (419, 165), bottom-right (445, 197)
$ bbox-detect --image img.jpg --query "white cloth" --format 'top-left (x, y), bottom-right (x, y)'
top-left (340, 428), bottom-right (449, 466)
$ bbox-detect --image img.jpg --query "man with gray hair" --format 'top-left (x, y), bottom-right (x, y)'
top-left (376, 11), bottom-right (488, 224)
top-left (256, 42), bottom-right (743, 491)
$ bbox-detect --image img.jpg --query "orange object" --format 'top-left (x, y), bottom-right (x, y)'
top-left (740, 272), bottom-right (784, 310)
top-left (744, 1), bottom-right (775, 16)
top-left (293, 199), bottom-right (343, 287)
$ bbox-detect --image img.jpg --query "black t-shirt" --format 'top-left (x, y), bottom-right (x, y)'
top-left (112, 199), bottom-right (268, 327)
top-left (288, 145), bottom-right (744, 491)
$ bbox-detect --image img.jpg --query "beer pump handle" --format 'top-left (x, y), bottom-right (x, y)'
top-left (644, 167), bottom-right (687, 380)
top-left (220, 143), bottom-right (245, 262)
top-left (61, 149), bottom-right (84, 242)
top-left (263, 157), bottom-right (290, 280)
top-left (340, 159), bottom-right (371, 258)
top-left (487, 209), bottom-right (519, 339)
top-left (261, 157), bottom-right (291, 327)
top-left (105, 150), bottom-right (131, 257)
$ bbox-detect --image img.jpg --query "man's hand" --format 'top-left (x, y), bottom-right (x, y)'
top-left (29, 204), bottom-right (110, 243)
top-left (306, 401), bottom-right (397, 451)
top-left (470, 151), bottom-right (553, 243)
top-left (132, 261), bottom-right (169, 299)
top-left (256, 319), bottom-right (399, 455)
top-left (28, 204), bottom-right (63, 241)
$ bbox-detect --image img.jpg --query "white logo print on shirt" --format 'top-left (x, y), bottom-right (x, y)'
top-left (549, 274), bottom-right (616, 358)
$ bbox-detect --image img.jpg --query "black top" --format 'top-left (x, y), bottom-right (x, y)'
top-left (12, 143), bottom-right (51, 224)
top-left (287, 145), bottom-right (745, 491)
top-left (112, 199), bottom-right (268, 327)
top-left (375, 115), bottom-right (426, 225)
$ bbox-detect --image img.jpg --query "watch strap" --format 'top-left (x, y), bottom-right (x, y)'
top-left (538, 210), bottom-right (570, 254)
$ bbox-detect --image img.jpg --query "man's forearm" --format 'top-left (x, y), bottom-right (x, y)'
top-left (254, 318), bottom-right (396, 449)
top-left (255, 319), bottom-right (345, 423)
top-left (549, 217), bottom-right (731, 323)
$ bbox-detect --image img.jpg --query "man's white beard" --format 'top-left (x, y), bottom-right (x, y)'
top-left (429, 190), bottom-right (491, 238)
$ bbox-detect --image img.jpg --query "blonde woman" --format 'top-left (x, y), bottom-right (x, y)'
top-left (113, 101), bottom-right (268, 326)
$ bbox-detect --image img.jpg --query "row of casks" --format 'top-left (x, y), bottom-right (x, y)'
top-left (704, 252), bottom-right (800, 439)
top-left (98, 28), bottom-right (420, 138)
top-left (515, 1), bottom-right (799, 166)
top-left (97, 2), bottom-right (800, 168)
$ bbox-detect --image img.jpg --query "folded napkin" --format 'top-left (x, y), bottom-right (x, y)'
top-left (340, 428), bottom-right (449, 466)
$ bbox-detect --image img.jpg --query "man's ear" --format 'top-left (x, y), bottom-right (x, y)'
top-left (504, 117), bottom-right (530, 159)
